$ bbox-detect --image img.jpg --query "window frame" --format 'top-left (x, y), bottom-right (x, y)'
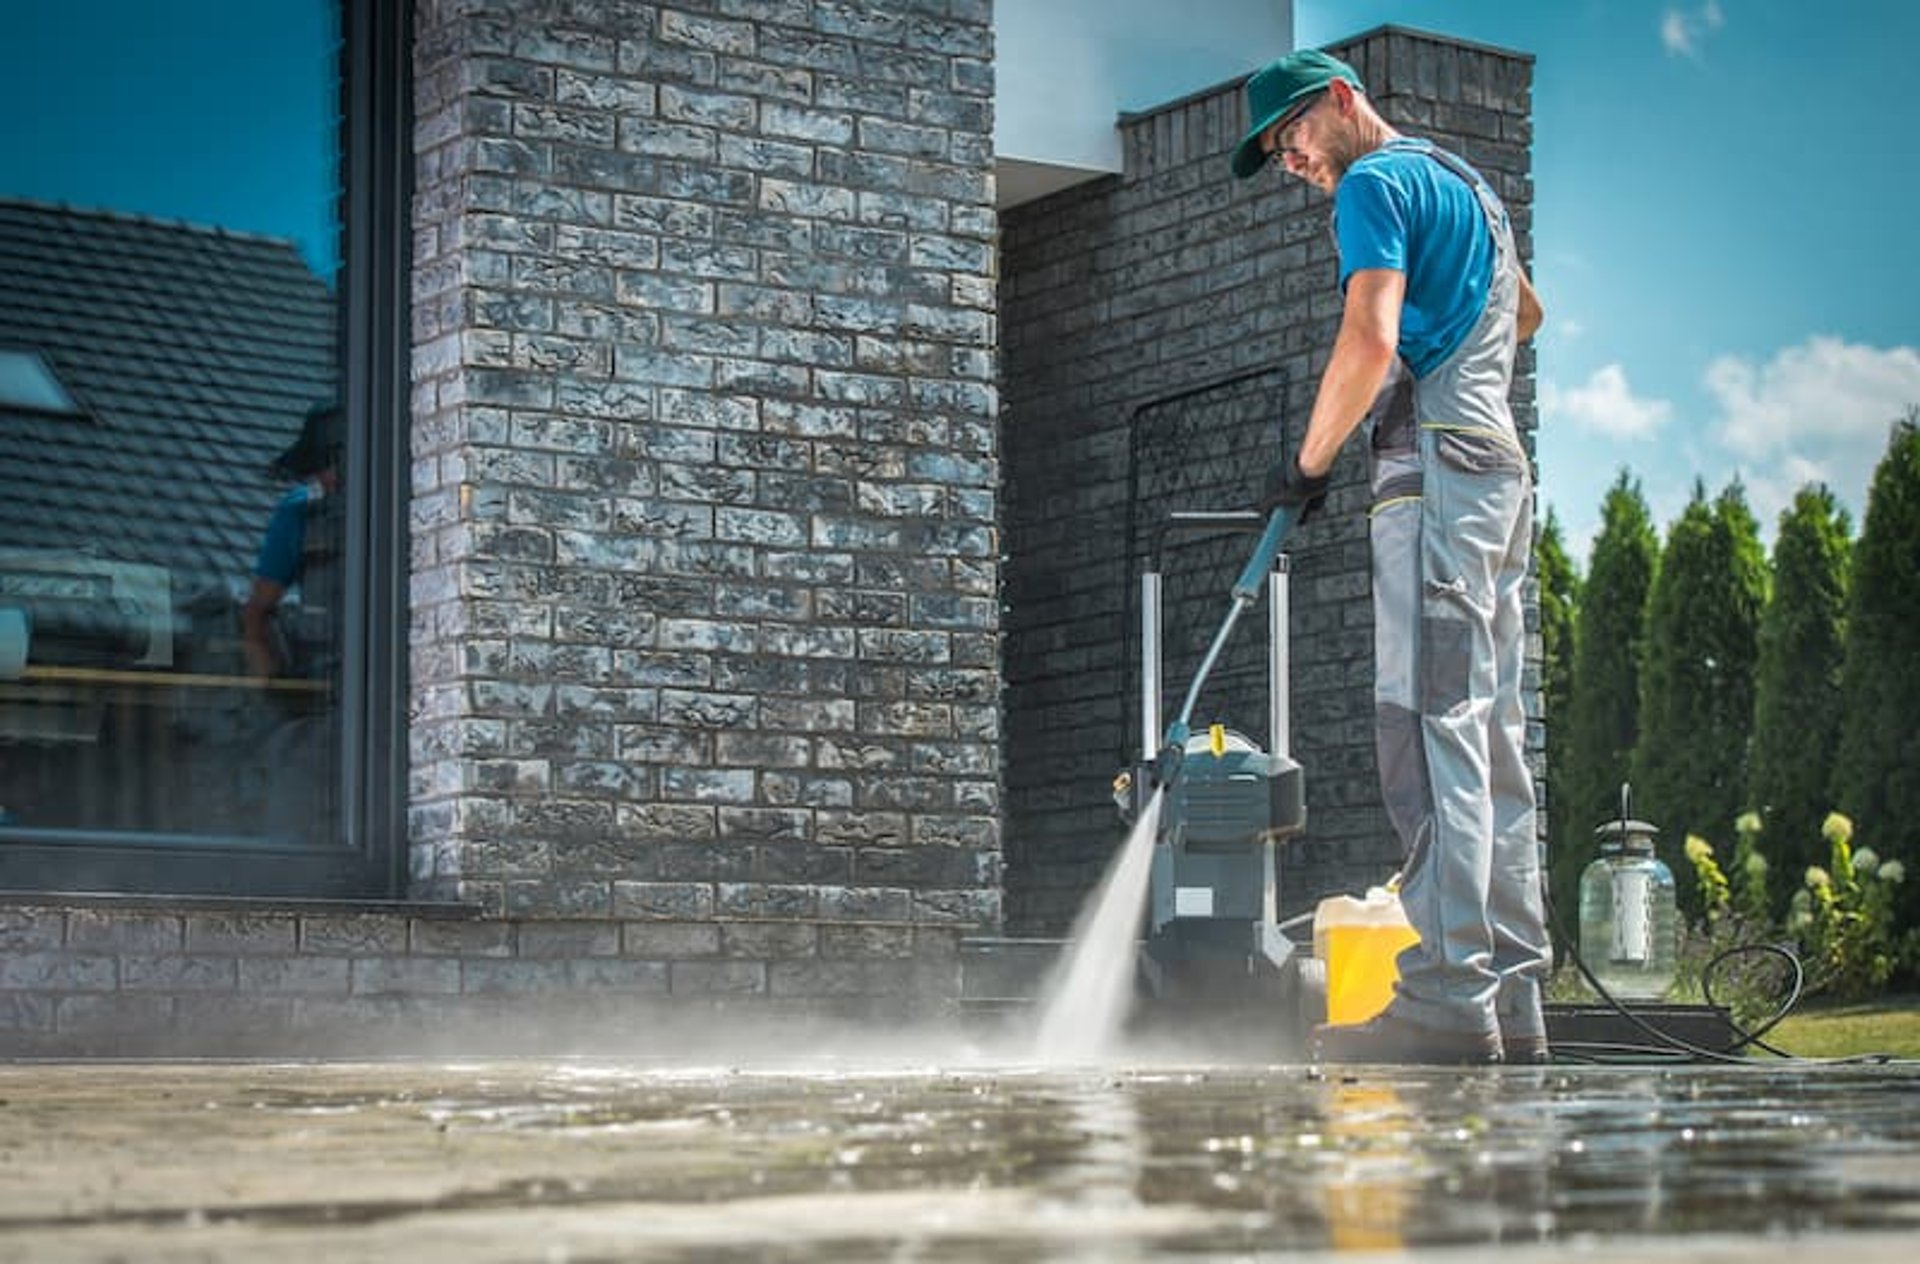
top-left (0, 0), bottom-right (412, 899)
top-left (336, 0), bottom-right (414, 899)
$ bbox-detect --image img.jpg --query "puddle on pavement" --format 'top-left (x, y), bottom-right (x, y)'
top-left (3, 1057), bottom-right (1920, 1261)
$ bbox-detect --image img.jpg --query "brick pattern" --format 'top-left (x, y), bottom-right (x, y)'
top-left (998, 28), bottom-right (1540, 934)
top-left (408, 1), bottom-right (1001, 924)
top-left (0, 22), bottom-right (1542, 1051)
top-left (0, 902), bottom-right (962, 1056)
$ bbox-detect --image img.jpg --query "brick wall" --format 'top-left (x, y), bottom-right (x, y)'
top-left (998, 27), bottom-right (1541, 934)
top-left (0, 899), bottom-right (961, 1055)
top-left (407, 0), bottom-right (1002, 927)
top-left (0, 18), bottom-right (1545, 1054)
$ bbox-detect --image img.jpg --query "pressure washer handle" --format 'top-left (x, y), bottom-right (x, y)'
top-left (1230, 504), bottom-right (1301, 604)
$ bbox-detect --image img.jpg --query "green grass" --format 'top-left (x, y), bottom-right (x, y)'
top-left (1763, 995), bottom-right (1920, 1059)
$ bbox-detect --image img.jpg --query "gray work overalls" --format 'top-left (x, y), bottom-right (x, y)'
top-left (1359, 139), bottom-right (1550, 1040)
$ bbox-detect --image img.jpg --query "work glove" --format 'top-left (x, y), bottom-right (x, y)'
top-left (1259, 456), bottom-right (1331, 523)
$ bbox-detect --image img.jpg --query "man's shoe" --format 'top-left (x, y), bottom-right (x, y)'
top-left (1498, 985), bottom-right (1551, 1064)
top-left (1499, 999), bottom-right (1551, 1063)
top-left (1312, 1007), bottom-right (1502, 1066)
top-left (1501, 1032), bottom-right (1551, 1064)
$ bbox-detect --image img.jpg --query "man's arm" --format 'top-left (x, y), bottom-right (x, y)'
top-left (1296, 267), bottom-right (1404, 478)
top-left (241, 578), bottom-right (287, 679)
top-left (1516, 269), bottom-right (1543, 343)
top-left (243, 492), bottom-right (305, 679)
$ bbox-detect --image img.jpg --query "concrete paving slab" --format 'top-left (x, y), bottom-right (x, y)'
top-left (3, 1057), bottom-right (1918, 1261)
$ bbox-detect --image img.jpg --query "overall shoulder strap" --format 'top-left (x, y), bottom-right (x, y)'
top-left (1399, 139), bottom-right (1511, 242)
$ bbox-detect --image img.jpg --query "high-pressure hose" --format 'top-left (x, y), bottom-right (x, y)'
top-left (1151, 503), bottom-right (1302, 791)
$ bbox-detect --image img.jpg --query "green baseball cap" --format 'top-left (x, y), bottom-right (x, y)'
top-left (1229, 49), bottom-right (1363, 179)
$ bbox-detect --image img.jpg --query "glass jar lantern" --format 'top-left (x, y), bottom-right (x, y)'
top-left (1578, 799), bottom-right (1678, 1000)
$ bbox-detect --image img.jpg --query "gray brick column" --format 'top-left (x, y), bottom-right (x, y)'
top-left (999, 26), bottom-right (1539, 934)
top-left (409, 0), bottom-right (1000, 925)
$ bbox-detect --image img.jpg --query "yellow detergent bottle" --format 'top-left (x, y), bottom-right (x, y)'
top-left (1313, 883), bottom-right (1419, 1026)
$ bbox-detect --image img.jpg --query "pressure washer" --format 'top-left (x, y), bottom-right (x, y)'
top-left (1109, 506), bottom-right (1308, 1016)
top-left (964, 503), bottom-right (1350, 1046)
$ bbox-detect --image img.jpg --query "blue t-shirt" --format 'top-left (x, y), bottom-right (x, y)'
top-left (1333, 139), bottom-right (1497, 378)
top-left (254, 484), bottom-right (315, 588)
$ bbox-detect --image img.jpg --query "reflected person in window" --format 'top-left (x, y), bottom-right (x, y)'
top-left (242, 402), bottom-right (339, 680)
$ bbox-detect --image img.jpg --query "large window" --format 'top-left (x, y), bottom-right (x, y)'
top-left (0, 0), bottom-right (408, 897)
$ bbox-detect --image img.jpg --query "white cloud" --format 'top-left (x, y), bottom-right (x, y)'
top-left (1660, 11), bottom-right (1692, 54)
top-left (1540, 364), bottom-right (1672, 439)
top-left (1704, 336), bottom-right (1920, 529)
top-left (1661, 2), bottom-right (1726, 57)
top-left (1708, 337), bottom-right (1920, 458)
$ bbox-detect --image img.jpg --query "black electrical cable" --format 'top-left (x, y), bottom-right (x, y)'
top-left (1697, 941), bottom-right (1898, 1065)
top-left (1543, 891), bottom-right (1896, 1066)
top-left (1700, 941), bottom-right (1801, 1057)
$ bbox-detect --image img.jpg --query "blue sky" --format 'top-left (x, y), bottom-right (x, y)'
top-left (1301, 0), bottom-right (1920, 564)
top-left (0, 0), bottom-right (337, 276)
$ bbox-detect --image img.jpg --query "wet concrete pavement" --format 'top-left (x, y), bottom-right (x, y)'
top-left (3, 1050), bottom-right (1919, 1262)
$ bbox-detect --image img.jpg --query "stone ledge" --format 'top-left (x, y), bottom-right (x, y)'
top-left (0, 891), bottom-right (486, 919)
top-left (1116, 24), bottom-right (1534, 129)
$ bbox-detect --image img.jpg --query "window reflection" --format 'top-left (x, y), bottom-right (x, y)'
top-left (0, 2), bottom-right (342, 853)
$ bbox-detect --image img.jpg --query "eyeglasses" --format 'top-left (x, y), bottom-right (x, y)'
top-left (1265, 91), bottom-right (1329, 168)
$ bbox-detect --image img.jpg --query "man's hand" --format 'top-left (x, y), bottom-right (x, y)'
top-left (1260, 457), bottom-right (1331, 523)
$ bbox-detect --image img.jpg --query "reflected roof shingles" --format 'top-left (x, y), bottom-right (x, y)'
top-left (0, 198), bottom-right (337, 597)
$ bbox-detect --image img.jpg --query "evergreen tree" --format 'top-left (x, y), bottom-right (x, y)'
top-left (1833, 412), bottom-right (1920, 929)
top-left (1633, 480), bottom-right (1769, 910)
top-left (1747, 485), bottom-right (1851, 910)
top-left (1555, 473), bottom-right (1657, 923)
top-left (1536, 507), bottom-right (1581, 895)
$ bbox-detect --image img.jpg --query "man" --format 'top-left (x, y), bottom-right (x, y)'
top-left (242, 402), bottom-right (339, 680)
top-left (237, 401), bottom-right (341, 844)
top-left (1232, 50), bottom-right (1549, 1064)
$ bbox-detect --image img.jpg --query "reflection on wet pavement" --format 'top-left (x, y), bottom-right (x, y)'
top-left (3, 1056), bottom-right (1919, 1261)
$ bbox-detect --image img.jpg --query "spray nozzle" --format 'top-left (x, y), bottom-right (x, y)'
top-left (1151, 741), bottom-right (1185, 790)
top-left (1147, 721), bottom-right (1190, 791)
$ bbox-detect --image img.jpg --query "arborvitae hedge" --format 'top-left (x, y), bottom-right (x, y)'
top-left (1748, 486), bottom-right (1851, 907)
top-left (1555, 472), bottom-right (1656, 920)
top-left (1536, 507), bottom-right (1580, 909)
top-left (1834, 415), bottom-right (1920, 926)
top-left (1632, 481), bottom-right (1768, 910)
